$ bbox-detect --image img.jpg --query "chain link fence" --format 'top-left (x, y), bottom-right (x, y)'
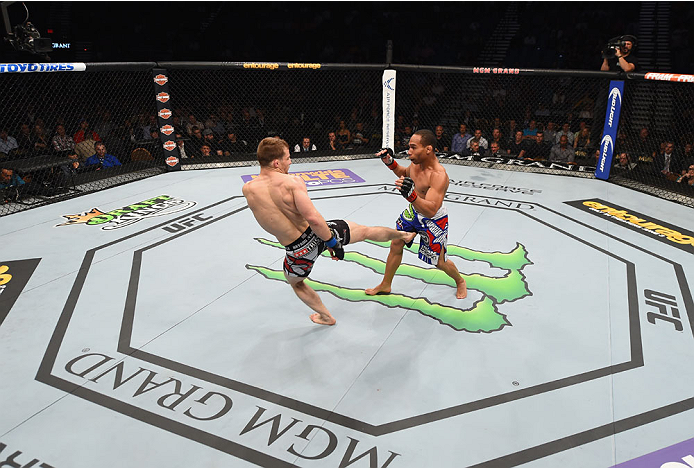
top-left (0, 64), bottom-right (165, 216)
top-left (1, 62), bottom-right (693, 217)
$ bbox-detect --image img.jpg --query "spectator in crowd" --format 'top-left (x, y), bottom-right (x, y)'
top-left (59, 151), bottom-right (86, 180)
top-left (199, 143), bottom-right (213, 157)
top-left (15, 123), bottom-right (33, 157)
top-left (466, 129), bottom-right (488, 151)
top-left (434, 125), bottom-right (450, 152)
top-left (507, 130), bottom-right (527, 158)
top-left (0, 166), bottom-right (24, 190)
top-left (185, 114), bottom-right (203, 136)
top-left (327, 131), bottom-right (342, 151)
top-left (294, 136), bottom-right (317, 152)
top-left (188, 126), bottom-right (205, 153)
top-left (524, 131), bottom-right (551, 161)
top-left (93, 110), bottom-right (115, 140)
top-left (31, 124), bottom-right (49, 155)
top-left (400, 125), bottom-right (414, 148)
top-left (51, 124), bottom-right (75, 156)
top-left (410, 116), bottom-right (421, 133)
top-left (451, 123), bottom-right (472, 153)
top-left (573, 121), bottom-right (588, 143)
top-left (463, 140), bottom-right (482, 157)
top-left (654, 141), bottom-right (683, 179)
top-left (239, 108), bottom-right (258, 144)
top-left (171, 115), bottom-right (186, 137)
top-left (549, 135), bottom-right (576, 163)
top-left (504, 119), bottom-right (518, 145)
top-left (138, 115), bottom-right (158, 140)
top-left (631, 127), bottom-right (657, 167)
top-left (522, 120), bottom-right (538, 140)
top-left (487, 141), bottom-right (504, 157)
top-left (544, 121), bottom-right (557, 145)
top-left (676, 164), bottom-right (694, 186)
top-left (573, 126), bottom-right (593, 163)
top-left (615, 129), bottom-right (629, 154)
top-left (85, 142), bottom-right (121, 169)
top-left (395, 115), bottom-right (406, 136)
top-left (351, 122), bottom-right (370, 148)
top-left (681, 143), bottom-right (693, 168)
top-left (0, 128), bottom-right (19, 158)
top-left (336, 120), bottom-right (351, 148)
top-left (612, 152), bottom-right (637, 174)
top-left (220, 131), bottom-right (248, 157)
top-left (202, 128), bottom-right (223, 156)
top-left (205, 114), bottom-right (227, 136)
top-left (488, 128), bottom-right (505, 151)
top-left (175, 133), bottom-right (190, 159)
top-left (555, 123), bottom-right (575, 145)
top-left (73, 119), bottom-right (101, 145)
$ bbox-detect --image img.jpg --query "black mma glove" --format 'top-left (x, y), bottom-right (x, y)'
top-left (378, 148), bottom-right (398, 171)
top-left (399, 177), bottom-right (417, 203)
top-left (325, 228), bottom-right (345, 260)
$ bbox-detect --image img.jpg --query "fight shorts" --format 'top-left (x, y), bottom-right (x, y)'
top-left (283, 219), bottom-right (351, 278)
top-left (396, 204), bottom-right (449, 265)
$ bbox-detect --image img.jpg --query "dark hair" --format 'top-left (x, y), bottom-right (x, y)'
top-left (414, 129), bottom-right (436, 148)
top-left (257, 137), bottom-right (289, 166)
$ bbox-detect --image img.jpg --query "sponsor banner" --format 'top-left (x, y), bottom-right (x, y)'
top-left (0, 62), bottom-right (86, 73)
top-left (473, 67), bottom-right (520, 74)
top-left (437, 152), bottom-right (596, 173)
top-left (0, 258), bottom-right (41, 326)
top-left (55, 195), bottom-right (196, 230)
top-left (644, 72), bottom-right (694, 83)
top-left (382, 69), bottom-right (396, 149)
top-left (612, 437), bottom-right (694, 468)
top-left (565, 198), bottom-right (694, 254)
top-left (151, 68), bottom-right (180, 171)
top-left (596, 80), bottom-right (624, 180)
top-left (241, 169), bottom-right (365, 186)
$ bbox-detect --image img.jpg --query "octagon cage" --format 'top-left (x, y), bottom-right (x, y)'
top-left (0, 61), bottom-right (693, 217)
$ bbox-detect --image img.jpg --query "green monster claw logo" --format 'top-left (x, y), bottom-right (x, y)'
top-left (247, 239), bottom-right (533, 333)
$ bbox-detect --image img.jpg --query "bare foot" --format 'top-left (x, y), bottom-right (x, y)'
top-left (365, 284), bottom-right (391, 296)
top-left (310, 313), bottom-right (336, 326)
top-left (456, 278), bottom-right (467, 299)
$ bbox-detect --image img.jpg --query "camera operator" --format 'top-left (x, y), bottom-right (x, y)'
top-left (601, 35), bottom-right (638, 72)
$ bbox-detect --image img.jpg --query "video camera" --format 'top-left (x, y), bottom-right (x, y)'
top-left (602, 35), bottom-right (637, 59)
top-left (2, 2), bottom-right (53, 59)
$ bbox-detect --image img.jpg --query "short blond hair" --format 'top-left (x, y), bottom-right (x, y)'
top-left (257, 137), bottom-right (289, 166)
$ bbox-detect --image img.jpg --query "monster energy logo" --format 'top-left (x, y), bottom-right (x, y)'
top-left (247, 239), bottom-right (533, 333)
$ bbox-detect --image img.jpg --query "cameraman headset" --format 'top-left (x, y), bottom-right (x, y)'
top-left (601, 35), bottom-right (638, 72)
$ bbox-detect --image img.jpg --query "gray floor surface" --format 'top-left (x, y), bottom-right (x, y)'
top-left (1, 159), bottom-right (693, 468)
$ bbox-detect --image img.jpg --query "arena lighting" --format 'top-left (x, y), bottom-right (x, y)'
top-left (2, 1), bottom-right (53, 59)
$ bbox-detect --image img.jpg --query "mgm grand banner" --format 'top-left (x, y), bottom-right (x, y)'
top-left (432, 152), bottom-right (597, 173)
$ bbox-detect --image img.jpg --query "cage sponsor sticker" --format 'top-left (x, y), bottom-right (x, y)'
top-left (241, 169), bottom-right (365, 186)
top-left (153, 74), bottom-right (168, 85)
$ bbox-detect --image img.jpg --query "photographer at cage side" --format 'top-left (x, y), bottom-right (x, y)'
top-left (601, 35), bottom-right (638, 72)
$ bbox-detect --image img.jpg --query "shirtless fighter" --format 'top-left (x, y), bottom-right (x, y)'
top-left (243, 137), bottom-right (415, 325)
top-left (366, 129), bottom-right (467, 299)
